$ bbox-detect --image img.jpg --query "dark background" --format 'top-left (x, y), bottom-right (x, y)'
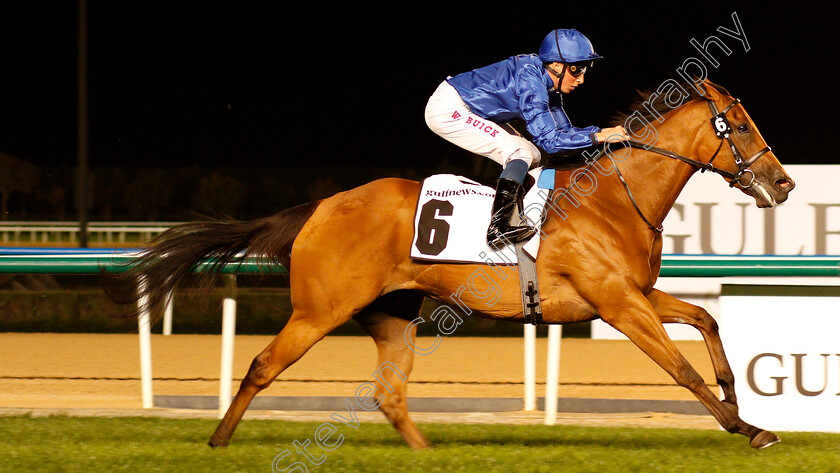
top-left (0, 2), bottom-right (836, 219)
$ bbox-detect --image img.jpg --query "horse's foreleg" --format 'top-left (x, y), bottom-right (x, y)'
top-left (208, 313), bottom-right (341, 447)
top-left (355, 297), bottom-right (429, 449)
top-left (646, 289), bottom-right (737, 408)
top-left (600, 290), bottom-right (779, 449)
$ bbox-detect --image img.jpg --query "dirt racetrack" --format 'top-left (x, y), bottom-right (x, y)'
top-left (0, 333), bottom-right (721, 429)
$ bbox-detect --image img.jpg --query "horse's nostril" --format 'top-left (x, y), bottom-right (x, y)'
top-left (776, 177), bottom-right (795, 191)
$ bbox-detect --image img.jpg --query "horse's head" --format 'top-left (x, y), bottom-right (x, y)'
top-left (698, 81), bottom-right (795, 207)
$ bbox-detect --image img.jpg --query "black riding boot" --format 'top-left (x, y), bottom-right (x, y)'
top-left (486, 177), bottom-right (535, 250)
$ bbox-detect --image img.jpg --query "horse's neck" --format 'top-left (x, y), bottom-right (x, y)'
top-left (605, 102), bottom-right (707, 228)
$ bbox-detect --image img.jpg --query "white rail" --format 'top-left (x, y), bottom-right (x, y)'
top-left (0, 222), bottom-right (180, 245)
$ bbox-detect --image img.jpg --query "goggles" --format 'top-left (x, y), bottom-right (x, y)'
top-left (567, 61), bottom-right (592, 77)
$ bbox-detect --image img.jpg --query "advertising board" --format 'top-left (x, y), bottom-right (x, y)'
top-left (718, 284), bottom-right (840, 432)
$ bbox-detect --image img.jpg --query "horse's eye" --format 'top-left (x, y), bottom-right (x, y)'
top-left (737, 124), bottom-right (750, 134)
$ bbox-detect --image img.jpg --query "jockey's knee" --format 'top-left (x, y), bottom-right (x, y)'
top-left (506, 139), bottom-right (541, 168)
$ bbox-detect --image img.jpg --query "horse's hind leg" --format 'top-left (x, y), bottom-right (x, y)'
top-left (646, 289), bottom-right (738, 408)
top-left (600, 289), bottom-right (779, 449)
top-left (354, 291), bottom-right (429, 449)
top-left (209, 311), bottom-right (345, 447)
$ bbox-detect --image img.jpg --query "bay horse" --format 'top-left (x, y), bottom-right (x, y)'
top-left (103, 78), bottom-right (794, 450)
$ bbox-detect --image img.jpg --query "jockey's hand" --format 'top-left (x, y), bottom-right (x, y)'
top-left (596, 126), bottom-right (630, 143)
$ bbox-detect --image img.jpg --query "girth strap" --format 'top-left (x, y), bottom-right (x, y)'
top-left (514, 241), bottom-right (543, 325)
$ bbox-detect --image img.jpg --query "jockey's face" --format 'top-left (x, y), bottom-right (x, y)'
top-left (560, 64), bottom-right (585, 93)
top-left (548, 62), bottom-right (585, 94)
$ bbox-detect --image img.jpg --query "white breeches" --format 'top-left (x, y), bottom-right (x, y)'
top-left (424, 81), bottom-right (542, 168)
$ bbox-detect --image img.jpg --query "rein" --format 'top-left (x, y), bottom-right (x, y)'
top-left (586, 96), bottom-right (772, 234)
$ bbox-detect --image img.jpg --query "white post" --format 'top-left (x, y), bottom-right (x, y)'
top-left (137, 279), bottom-right (153, 409)
top-left (543, 324), bottom-right (562, 425)
top-left (523, 324), bottom-right (536, 411)
top-left (162, 291), bottom-right (173, 336)
top-left (219, 275), bottom-right (237, 418)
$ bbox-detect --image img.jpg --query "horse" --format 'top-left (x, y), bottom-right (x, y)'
top-left (102, 78), bottom-right (794, 450)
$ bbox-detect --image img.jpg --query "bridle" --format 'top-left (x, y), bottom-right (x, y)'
top-left (606, 95), bottom-right (772, 233)
top-left (628, 97), bottom-right (771, 189)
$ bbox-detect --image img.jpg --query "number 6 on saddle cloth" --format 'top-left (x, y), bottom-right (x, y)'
top-left (410, 170), bottom-right (554, 263)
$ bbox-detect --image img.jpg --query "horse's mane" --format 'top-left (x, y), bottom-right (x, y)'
top-left (608, 77), bottom-right (731, 132)
top-left (542, 77), bottom-right (732, 169)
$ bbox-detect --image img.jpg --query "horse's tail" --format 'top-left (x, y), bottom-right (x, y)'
top-left (101, 200), bottom-right (320, 319)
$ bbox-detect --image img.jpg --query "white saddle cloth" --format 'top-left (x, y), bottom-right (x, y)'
top-left (410, 169), bottom-right (553, 264)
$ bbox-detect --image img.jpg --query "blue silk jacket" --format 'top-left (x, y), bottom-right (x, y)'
top-left (446, 54), bottom-right (599, 154)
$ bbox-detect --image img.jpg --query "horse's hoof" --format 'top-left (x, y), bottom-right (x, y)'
top-left (750, 430), bottom-right (781, 449)
top-left (409, 441), bottom-right (431, 450)
top-left (208, 438), bottom-right (229, 448)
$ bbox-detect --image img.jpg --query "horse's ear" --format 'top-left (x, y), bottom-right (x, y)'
top-left (697, 78), bottom-right (715, 97)
top-left (699, 78), bottom-right (730, 100)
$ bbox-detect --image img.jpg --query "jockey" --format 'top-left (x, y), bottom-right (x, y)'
top-left (425, 28), bottom-right (629, 250)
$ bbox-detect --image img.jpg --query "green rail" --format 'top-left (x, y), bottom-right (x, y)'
top-left (0, 249), bottom-right (838, 277)
top-left (659, 256), bottom-right (840, 277)
top-left (0, 249), bottom-right (287, 275)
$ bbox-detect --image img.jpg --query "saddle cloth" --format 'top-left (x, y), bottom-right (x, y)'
top-left (410, 168), bottom-right (555, 264)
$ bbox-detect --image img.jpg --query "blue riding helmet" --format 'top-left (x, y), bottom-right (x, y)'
top-left (538, 28), bottom-right (603, 64)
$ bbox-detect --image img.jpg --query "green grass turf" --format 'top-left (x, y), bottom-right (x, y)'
top-left (1, 416), bottom-right (838, 472)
